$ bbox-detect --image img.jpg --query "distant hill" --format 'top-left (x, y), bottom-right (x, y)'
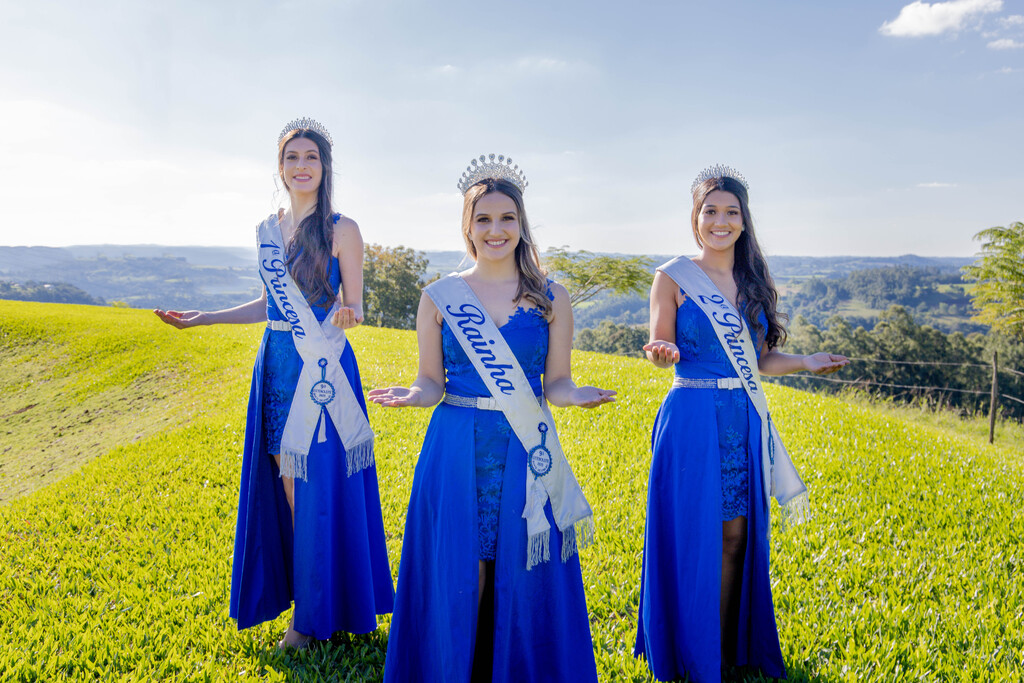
top-left (0, 245), bottom-right (260, 310)
top-left (0, 245), bottom-right (979, 332)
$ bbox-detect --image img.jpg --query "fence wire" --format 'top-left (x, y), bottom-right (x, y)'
top-left (768, 373), bottom-right (1024, 406)
top-left (846, 356), bottom-right (1024, 378)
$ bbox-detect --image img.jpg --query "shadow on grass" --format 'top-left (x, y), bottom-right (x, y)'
top-left (258, 629), bottom-right (389, 682)
top-left (729, 661), bottom-right (832, 683)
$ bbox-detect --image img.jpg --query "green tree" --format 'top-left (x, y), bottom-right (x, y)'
top-left (963, 221), bottom-right (1024, 338)
top-left (574, 321), bottom-right (647, 358)
top-left (363, 244), bottom-right (429, 329)
top-left (543, 248), bottom-right (654, 307)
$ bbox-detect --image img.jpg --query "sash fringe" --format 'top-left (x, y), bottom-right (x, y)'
top-left (561, 515), bottom-right (596, 563)
top-left (779, 491), bottom-right (811, 530)
top-left (279, 449), bottom-right (308, 482)
top-left (526, 530), bottom-right (551, 571)
top-left (345, 439), bottom-right (375, 476)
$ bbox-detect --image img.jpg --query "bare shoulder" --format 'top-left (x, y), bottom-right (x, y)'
top-left (334, 215), bottom-right (361, 237)
top-left (652, 269), bottom-right (684, 305)
top-left (651, 269), bottom-right (673, 290)
top-left (547, 280), bottom-right (570, 305)
top-left (418, 290), bottom-right (443, 326)
top-left (333, 216), bottom-right (363, 256)
top-left (546, 281), bottom-right (572, 321)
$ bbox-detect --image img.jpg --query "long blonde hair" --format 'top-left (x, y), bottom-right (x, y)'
top-left (461, 179), bottom-right (552, 319)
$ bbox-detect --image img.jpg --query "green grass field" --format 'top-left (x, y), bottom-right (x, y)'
top-left (1, 300), bottom-right (1022, 682)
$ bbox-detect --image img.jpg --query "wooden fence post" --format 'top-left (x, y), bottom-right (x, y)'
top-left (989, 351), bottom-right (999, 444)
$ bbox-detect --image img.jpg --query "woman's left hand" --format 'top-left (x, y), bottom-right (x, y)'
top-left (331, 306), bottom-right (363, 330)
top-left (804, 352), bottom-right (849, 375)
top-left (569, 386), bottom-right (617, 408)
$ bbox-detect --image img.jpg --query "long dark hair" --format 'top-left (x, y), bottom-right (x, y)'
top-left (278, 129), bottom-right (336, 307)
top-left (691, 176), bottom-right (787, 349)
top-left (462, 179), bottom-right (552, 319)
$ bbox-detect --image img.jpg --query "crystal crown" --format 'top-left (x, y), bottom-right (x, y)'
top-left (457, 154), bottom-right (528, 195)
top-left (691, 164), bottom-right (749, 195)
top-left (278, 117), bottom-right (333, 147)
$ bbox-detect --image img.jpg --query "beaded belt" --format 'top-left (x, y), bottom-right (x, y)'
top-left (442, 392), bottom-right (543, 411)
top-left (672, 376), bottom-right (744, 390)
top-left (267, 320), bottom-right (292, 332)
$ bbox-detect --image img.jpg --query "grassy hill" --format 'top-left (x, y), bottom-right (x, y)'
top-left (1, 300), bottom-right (1021, 681)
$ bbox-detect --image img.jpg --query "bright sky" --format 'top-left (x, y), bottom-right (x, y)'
top-left (1, 0), bottom-right (1021, 257)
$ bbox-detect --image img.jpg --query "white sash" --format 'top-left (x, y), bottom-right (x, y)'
top-left (257, 214), bottom-right (374, 481)
top-left (658, 256), bottom-right (809, 528)
top-left (426, 274), bottom-right (595, 570)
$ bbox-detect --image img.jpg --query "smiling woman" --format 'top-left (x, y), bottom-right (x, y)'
top-left (371, 154), bottom-right (615, 682)
top-left (151, 117), bottom-right (394, 651)
top-left (636, 165), bottom-right (848, 683)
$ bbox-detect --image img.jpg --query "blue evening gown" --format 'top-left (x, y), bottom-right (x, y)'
top-left (384, 300), bottom-right (598, 683)
top-left (634, 290), bottom-right (786, 683)
top-left (229, 249), bottom-right (394, 638)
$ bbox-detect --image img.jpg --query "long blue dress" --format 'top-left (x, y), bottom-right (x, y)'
top-left (229, 254), bottom-right (394, 638)
top-left (634, 291), bottom-right (785, 683)
top-left (384, 304), bottom-right (598, 683)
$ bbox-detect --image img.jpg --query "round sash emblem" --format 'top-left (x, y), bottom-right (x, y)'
top-left (528, 422), bottom-right (553, 478)
top-left (310, 358), bottom-right (336, 406)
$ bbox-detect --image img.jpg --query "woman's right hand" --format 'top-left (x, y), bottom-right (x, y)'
top-left (367, 386), bottom-right (421, 408)
top-left (643, 340), bottom-right (680, 368)
top-left (153, 309), bottom-right (205, 329)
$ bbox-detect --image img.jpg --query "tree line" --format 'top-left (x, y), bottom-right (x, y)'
top-left (0, 281), bottom-right (102, 305)
top-left (780, 307), bottom-right (1023, 420)
top-left (781, 265), bottom-right (983, 334)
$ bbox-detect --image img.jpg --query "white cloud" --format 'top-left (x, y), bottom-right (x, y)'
top-left (1000, 14), bottom-right (1024, 27)
top-left (988, 38), bottom-right (1024, 48)
top-left (916, 182), bottom-right (957, 187)
top-left (995, 65), bottom-right (1021, 73)
top-left (879, 0), bottom-right (1003, 37)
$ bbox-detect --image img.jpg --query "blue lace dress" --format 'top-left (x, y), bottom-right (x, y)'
top-left (229, 251), bottom-right (394, 639)
top-left (634, 290), bottom-right (785, 683)
top-left (384, 297), bottom-right (599, 683)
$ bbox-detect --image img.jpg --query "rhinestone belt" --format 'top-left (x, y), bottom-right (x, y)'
top-left (442, 392), bottom-right (543, 410)
top-left (267, 320), bottom-right (292, 332)
top-left (671, 376), bottom-right (744, 390)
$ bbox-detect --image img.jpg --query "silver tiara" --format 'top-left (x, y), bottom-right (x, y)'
top-left (457, 154), bottom-right (528, 195)
top-left (690, 164), bottom-right (749, 195)
top-left (277, 117), bottom-right (333, 147)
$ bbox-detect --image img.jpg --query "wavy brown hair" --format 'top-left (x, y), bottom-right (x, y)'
top-left (278, 128), bottom-right (336, 309)
top-left (691, 176), bottom-right (788, 349)
top-left (462, 179), bottom-right (552, 319)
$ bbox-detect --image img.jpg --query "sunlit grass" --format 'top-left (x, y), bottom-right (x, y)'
top-left (1, 300), bottom-right (1021, 681)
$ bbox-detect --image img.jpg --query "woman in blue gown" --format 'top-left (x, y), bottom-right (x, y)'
top-left (155, 118), bottom-right (393, 649)
top-left (635, 166), bottom-right (847, 682)
top-left (369, 157), bottom-right (615, 682)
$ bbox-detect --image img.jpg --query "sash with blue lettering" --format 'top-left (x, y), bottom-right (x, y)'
top-left (426, 274), bottom-right (595, 570)
top-left (257, 213), bottom-right (374, 480)
top-left (658, 256), bottom-right (809, 528)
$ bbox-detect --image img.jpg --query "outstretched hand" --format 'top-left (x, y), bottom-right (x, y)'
top-left (153, 309), bottom-right (204, 329)
top-left (643, 341), bottom-right (680, 368)
top-left (368, 386), bottom-right (420, 408)
top-left (569, 386), bottom-right (617, 409)
top-left (331, 306), bottom-right (363, 330)
top-left (804, 352), bottom-right (849, 375)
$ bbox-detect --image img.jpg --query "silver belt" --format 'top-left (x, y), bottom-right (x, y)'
top-left (442, 392), bottom-right (543, 411)
top-left (672, 376), bottom-right (744, 390)
top-left (267, 320), bottom-right (292, 332)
